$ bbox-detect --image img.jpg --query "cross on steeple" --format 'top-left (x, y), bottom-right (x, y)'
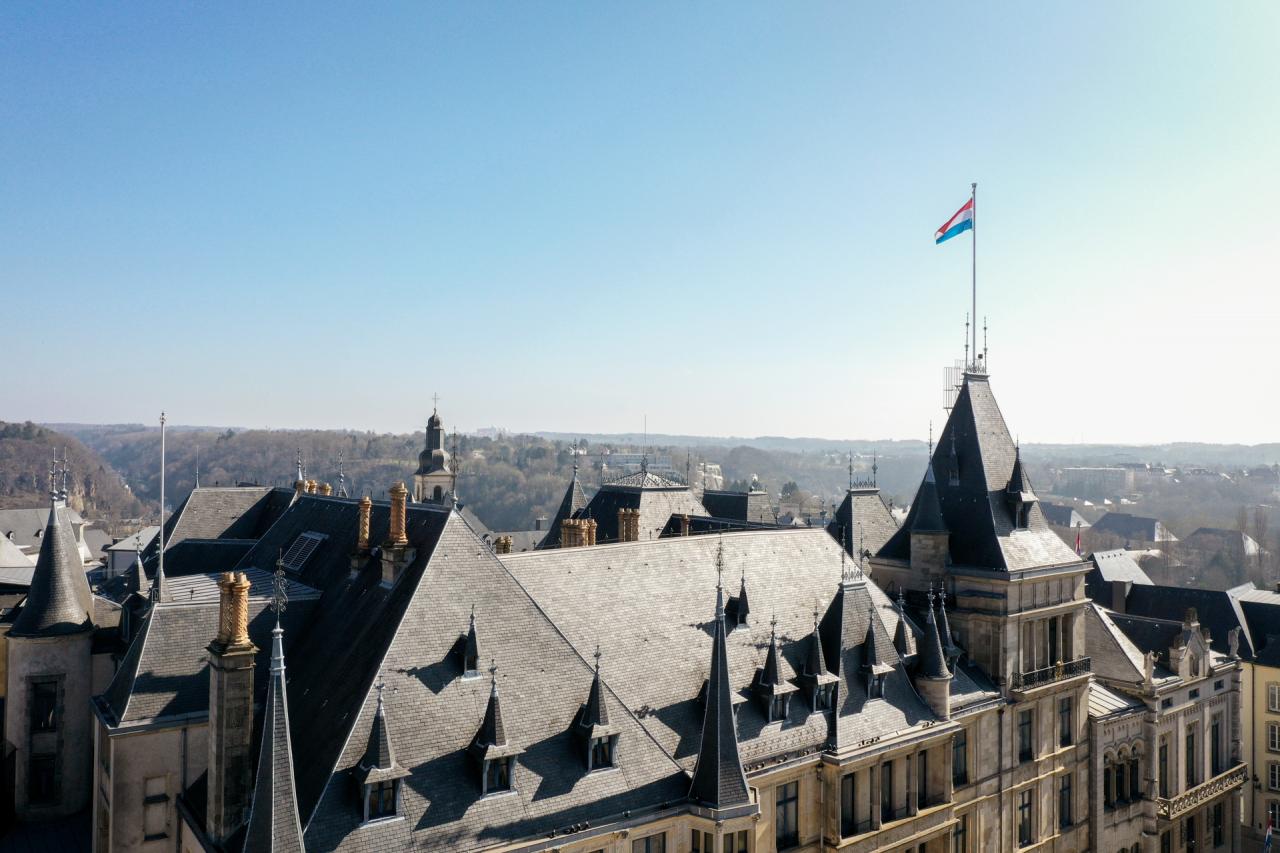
top-left (593, 644), bottom-right (602, 674)
top-left (432, 392), bottom-right (440, 414)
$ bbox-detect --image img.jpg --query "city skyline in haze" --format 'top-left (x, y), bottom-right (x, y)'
top-left (4, 3), bottom-right (1278, 444)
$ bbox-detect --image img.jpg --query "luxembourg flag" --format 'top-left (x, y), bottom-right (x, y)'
top-left (935, 198), bottom-right (975, 244)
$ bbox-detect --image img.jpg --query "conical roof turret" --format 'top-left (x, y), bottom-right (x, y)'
top-left (11, 499), bottom-right (93, 637)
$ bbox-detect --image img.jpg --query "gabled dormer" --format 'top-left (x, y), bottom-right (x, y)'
top-left (796, 610), bottom-right (838, 712)
top-left (1005, 446), bottom-right (1037, 529)
top-left (861, 607), bottom-right (894, 699)
top-left (752, 617), bottom-right (797, 722)
top-left (468, 662), bottom-right (523, 796)
top-left (573, 648), bottom-right (620, 772)
top-left (354, 683), bottom-right (410, 823)
top-left (726, 570), bottom-right (750, 629)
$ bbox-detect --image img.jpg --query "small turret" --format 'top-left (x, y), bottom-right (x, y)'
top-left (914, 592), bottom-right (952, 720)
top-left (752, 616), bottom-right (797, 722)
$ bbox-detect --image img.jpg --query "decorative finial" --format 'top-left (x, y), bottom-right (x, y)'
top-left (848, 452), bottom-right (854, 491)
top-left (272, 548), bottom-right (289, 621)
top-left (47, 456), bottom-right (57, 501)
top-left (872, 452), bottom-right (878, 488)
top-left (593, 644), bottom-right (602, 673)
top-left (432, 392), bottom-right (440, 414)
top-left (336, 451), bottom-right (348, 497)
top-left (770, 613), bottom-right (778, 638)
top-left (572, 439), bottom-right (579, 476)
top-left (715, 536), bottom-right (725, 591)
top-left (488, 659), bottom-right (499, 695)
top-left (928, 421), bottom-right (933, 456)
top-left (194, 444), bottom-right (200, 489)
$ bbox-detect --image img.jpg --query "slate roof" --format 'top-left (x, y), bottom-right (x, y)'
top-left (575, 477), bottom-right (709, 544)
top-left (1089, 549), bottom-right (1153, 586)
top-left (164, 486), bottom-right (294, 549)
top-left (826, 487), bottom-right (899, 559)
top-left (0, 505), bottom-right (86, 553)
top-left (1089, 682), bottom-right (1144, 718)
top-left (879, 373), bottom-right (1081, 571)
top-left (701, 490), bottom-right (775, 526)
top-left (688, 580), bottom-right (750, 810)
top-left (1040, 503), bottom-right (1089, 528)
top-left (502, 529), bottom-right (958, 771)
top-left (97, 574), bottom-right (320, 726)
top-left (0, 535), bottom-right (34, 569)
top-left (536, 469), bottom-right (590, 549)
top-left (1123, 584), bottom-right (1253, 659)
top-left (10, 502), bottom-right (95, 637)
top-left (1092, 512), bottom-right (1169, 542)
top-left (298, 512), bottom-right (688, 853)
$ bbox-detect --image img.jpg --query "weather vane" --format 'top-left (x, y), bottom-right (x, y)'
top-left (272, 548), bottom-right (288, 617)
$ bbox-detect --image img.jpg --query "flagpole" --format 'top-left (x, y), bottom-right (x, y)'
top-left (158, 411), bottom-right (166, 585)
top-left (971, 181), bottom-right (977, 368)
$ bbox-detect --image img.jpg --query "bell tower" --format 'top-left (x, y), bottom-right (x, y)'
top-left (413, 394), bottom-right (453, 504)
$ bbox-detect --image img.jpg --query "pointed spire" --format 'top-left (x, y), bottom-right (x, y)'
top-left (918, 592), bottom-right (950, 679)
top-left (475, 660), bottom-right (507, 749)
top-left (848, 451), bottom-right (854, 491)
top-left (11, 498), bottom-right (93, 637)
top-left (577, 645), bottom-right (615, 737)
top-left (948, 430), bottom-right (960, 487)
top-left (804, 608), bottom-right (827, 677)
top-left (761, 616), bottom-right (783, 686)
top-left (242, 620), bottom-right (304, 853)
top-left (150, 550), bottom-right (168, 604)
top-left (935, 586), bottom-right (960, 663)
top-left (463, 605), bottom-right (480, 673)
top-left (871, 452), bottom-right (878, 488)
top-left (909, 460), bottom-right (948, 534)
top-left (336, 451), bottom-right (348, 498)
top-left (862, 606), bottom-right (893, 677)
top-left (689, 553), bottom-right (750, 810)
top-left (127, 547), bottom-right (150, 598)
top-left (735, 567), bottom-right (750, 626)
top-left (893, 590), bottom-right (917, 661)
top-left (1006, 444), bottom-right (1037, 504)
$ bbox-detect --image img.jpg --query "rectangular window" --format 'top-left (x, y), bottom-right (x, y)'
top-left (693, 832), bottom-right (712, 853)
top-left (1017, 789), bottom-right (1034, 847)
top-left (1212, 801), bottom-right (1224, 847)
top-left (775, 781), bottom-right (799, 850)
top-left (1161, 830), bottom-right (1172, 853)
top-left (1269, 683), bottom-right (1280, 712)
top-left (632, 833), bottom-right (665, 853)
top-left (1059, 773), bottom-right (1072, 828)
top-left (1058, 696), bottom-right (1073, 747)
top-left (1159, 738), bottom-right (1170, 797)
top-left (953, 814), bottom-right (967, 853)
top-left (368, 779), bottom-right (396, 818)
top-left (692, 830), bottom-right (700, 853)
top-left (736, 830), bottom-right (748, 853)
top-left (840, 772), bottom-right (856, 837)
top-left (1018, 710), bottom-right (1034, 762)
top-left (1271, 802), bottom-right (1280, 830)
top-left (917, 751), bottom-right (928, 807)
top-left (1184, 816), bottom-right (1195, 848)
top-left (1271, 723), bottom-right (1280, 752)
top-left (953, 728), bottom-right (968, 785)
top-left (30, 680), bottom-right (58, 734)
top-left (143, 776), bottom-right (168, 839)
top-left (1211, 715), bottom-right (1223, 776)
top-left (881, 761), bottom-right (894, 822)
top-left (28, 755), bottom-right (56, 805)
top-left (485, 757), bottom-right (512, 793)
top-left (1270, 763), bottom-right (1280, 791)
top-left (1186, 727), bottom-right (1197, 788)
top-left (591, 736), bottom-right (614, 769)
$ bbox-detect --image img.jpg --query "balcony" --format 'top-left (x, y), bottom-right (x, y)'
top-left (1155, 763), bottom-right (1247, 820)
top-left (1011, 657), bottom-right (1091, 691)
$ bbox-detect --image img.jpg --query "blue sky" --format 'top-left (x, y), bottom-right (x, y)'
top-left (3, 3), bottom-right (1277, 444)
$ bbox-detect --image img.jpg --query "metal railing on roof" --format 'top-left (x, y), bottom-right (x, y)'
top-left (1011, 656), bottom-right (1091, 690)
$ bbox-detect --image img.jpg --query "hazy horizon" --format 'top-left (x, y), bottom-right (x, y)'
top-left (4, 3), bottom-right (1277, 444)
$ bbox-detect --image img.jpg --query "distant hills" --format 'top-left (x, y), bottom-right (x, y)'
top-left (0, 422), bottom-right (144, 519)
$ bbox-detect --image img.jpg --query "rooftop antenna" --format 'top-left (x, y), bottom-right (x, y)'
top-left (59, 449), bottom-right (70, 501)
top-left (872, 452), bottom-right (878, 488)
top-left (336, 451), bottom-right (348, 498)
top-left (194, 444), bottom-right (200, 489)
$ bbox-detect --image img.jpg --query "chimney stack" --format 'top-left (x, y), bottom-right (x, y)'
top-left (586, 518), bottom-right (597, 546)
top-left (680, 513), bottom-right (691, 536)
top-left (357, 495), bottom-right (372, 551)
top-left (319, 482), bottom-right (333, 496)
top-left (305, 479), bottom-right (318, 494)
top-left (387, 482), bottom-right (409, 546)
top-left (207, 572), bottom-right (257, 843)
top-left (294, 478), bottom-right (305, 498)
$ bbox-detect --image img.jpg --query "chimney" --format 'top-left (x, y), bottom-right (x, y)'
top-left (680, 513), bottom-right (691, 536)
top-left (357, 495), bottom-right (372, 551)
top-left (319, 482), bottom-right (333, 496)
top-left (294, 478), bottom-right (305, 498)
top-left (380, 483), bottom-right (415, 586)
top-left (561, 518), bottom-right (575, 548)
top-left (305, 479), bottom-right (317, 494)
top-left (617, 508), bottom-right (629, 542)
top-left (495, 535), bottom-right (512, 555)
top-left (387, 483), bottom-right (409, 546)
top-left (207, 572), bottom-right (257, 844)
top-left (586, 518), bottom-right (597, 546)
top-left (1109, 579), bottom-right (1128, 613)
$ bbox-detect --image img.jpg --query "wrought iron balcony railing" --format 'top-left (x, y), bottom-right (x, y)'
top-left (1155, 763), bottom-right (1247, 820)
top-left (1011, 657), bottom-right (1091, 690)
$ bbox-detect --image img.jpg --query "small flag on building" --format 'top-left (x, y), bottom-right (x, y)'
top-left (1074, 526), bottom-right (1082, 556)
top-left (935, 198), bottom-right (975, 244)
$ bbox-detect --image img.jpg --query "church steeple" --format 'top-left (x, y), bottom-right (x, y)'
top-left (688, 543), bottom-right (751, 812)
top-left (414, 394), bottom-right (454, 503)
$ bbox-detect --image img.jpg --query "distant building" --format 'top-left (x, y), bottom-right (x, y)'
top-left (1092, 511), bottom-right (1178, 544)
top-left (1085, 549), bottom-right (1154, 608)
top-left (1057, 467), bottom-right (1134, 500)
top-left (104, 526), bottom-right (159, 579)
top-left (1184, 527), bottom-right (1262, 560)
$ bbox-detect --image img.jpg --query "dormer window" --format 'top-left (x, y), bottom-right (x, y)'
top-left (458, 607), bottom-right (481, 679)
top-left (484, 757), bottom-right (513, 794)
top-left (365, 779), bottom-right (399, 820)
top-left (464, 652), bottom-right (480, 678)
top-left (814, 684), bottom-right (834, 711)
top-left (769, 694), bottom-right (791, 723)
top-left (590, 735), bottom-right (616, 770)
top-left (868, 674), bottom-right (886, 700)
